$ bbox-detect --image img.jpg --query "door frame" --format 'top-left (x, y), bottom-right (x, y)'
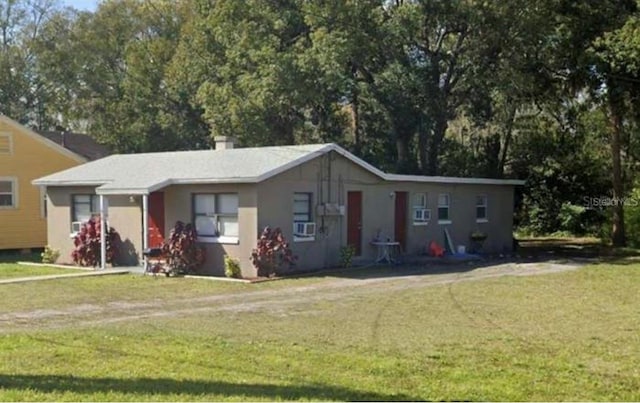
top-left (394, 191), bottom-right (408, 251)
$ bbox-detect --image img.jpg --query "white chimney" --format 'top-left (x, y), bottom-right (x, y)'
top-left (214, 136), bottom-right (235, 150)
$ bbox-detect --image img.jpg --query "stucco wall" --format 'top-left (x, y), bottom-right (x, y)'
top-left (257, 151), bottom-right (386, 272)
top-left (46, 186), bottom-right (142, 265)
top-left (43, 152), bottom-right (516, 275)
top-left (163, 183), bottom-right (258, 277)
top-left (382, 183), bottom-right (515, 255)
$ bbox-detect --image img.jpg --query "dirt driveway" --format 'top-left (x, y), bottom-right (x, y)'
top-left (0, 259), bottom-right (586, 333)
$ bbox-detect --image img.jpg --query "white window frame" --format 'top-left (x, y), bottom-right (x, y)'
top-left (70, 194), bottom-right (101, 235)
top-left (476, 194), bottom-right (488, 223)
top-left (0, 133), bottom-right (13, 155)
top-left (412, 192), bottom-right (430, 226)
top-left (293, 192), bottom-right (315, 242)
top-left (437, 193), bottom-right (452, 224)
top-left (193, 193), bottom-right (239, 244)
top-left (0, 177), bottom-right (17, 209)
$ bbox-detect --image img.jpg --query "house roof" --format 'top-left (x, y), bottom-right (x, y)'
top-left (37, 131), bottom-right (110, 161)
top-left (0, 114), bottom-right (87, 163)
top-left (32, 143), bottom-right (524, 194)
top-left (386, 173), bottom-right (525, 186)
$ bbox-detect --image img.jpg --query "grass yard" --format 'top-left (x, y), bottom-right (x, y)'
top-left (0, 263), bottom-right (85, 280)
top-left (0, 260), bottom-right (639, 401)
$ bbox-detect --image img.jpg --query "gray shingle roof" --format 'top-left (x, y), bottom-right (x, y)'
top-left (33, 143), bottom-right (349, 194)
top-left (33, 142), bottom-right (524, 194)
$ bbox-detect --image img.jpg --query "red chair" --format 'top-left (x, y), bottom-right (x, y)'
top-left (429, 241), bottom-right (445, 257)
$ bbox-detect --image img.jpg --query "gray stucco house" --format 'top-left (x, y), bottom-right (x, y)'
top-left (33, 138), bottom-right (523, 277)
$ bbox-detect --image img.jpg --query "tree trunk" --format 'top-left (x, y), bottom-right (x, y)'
top-left (417, 118), bottom-right (428, 174)
top-left (426, 116), bottom-right (447, 175)
top-left (395, 134), bottom-right (411, 173)
top-left (608, 83), bottom-right (626, 247)
top-left (350, 86), bottom-right (361, 153)
top-left (497, 105), bottom-right (517, 178)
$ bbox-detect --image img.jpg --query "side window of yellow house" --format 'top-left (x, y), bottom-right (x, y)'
top-left (0, 178), bottom-right (17, 208)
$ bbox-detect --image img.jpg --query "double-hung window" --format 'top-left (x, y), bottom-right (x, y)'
top-left (293, 193), bottom-right (312, 223)
top-left (72, 194), bottom-right (99, 223)
top-left (71, 194), bottom-right (100, 233)
top-left (412, 192), bottom-right (430, 225)
top-left (293, 192), bottom-right (315, 241)
top-left (0, 178), bottom-right (16, 208)
top-left (437, 193), bottom-right (451, 223)
top-left (193, 193), bottom-right (239, 241)
top-left (476, 195), bottom-right (488, 222)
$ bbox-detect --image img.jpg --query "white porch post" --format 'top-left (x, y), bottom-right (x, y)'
top-left (142, 194), bottom-right (149, 268)
top-left (99, 194), bottom-right (106, 270)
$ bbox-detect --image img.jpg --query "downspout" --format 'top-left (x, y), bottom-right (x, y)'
top-left (99, 195), bottom-right (106, 270)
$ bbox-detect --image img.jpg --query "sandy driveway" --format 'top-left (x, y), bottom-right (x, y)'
top-left (0, 259), bottom-right (585, 333)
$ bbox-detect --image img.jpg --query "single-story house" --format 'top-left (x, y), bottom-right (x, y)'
top-left (0, 114), bottom-right (109, 251)
top-left (33, 137), bottom-right (523, 276)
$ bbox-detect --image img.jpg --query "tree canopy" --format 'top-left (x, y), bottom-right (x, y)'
top-left (2, 0), bottom-right (640, 245)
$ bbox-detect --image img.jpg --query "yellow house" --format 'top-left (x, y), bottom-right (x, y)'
top-left (0, 114), bottom-right (108, 250)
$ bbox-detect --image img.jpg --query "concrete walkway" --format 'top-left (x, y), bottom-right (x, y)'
top-left (0, 269), bottom-right (131, 285)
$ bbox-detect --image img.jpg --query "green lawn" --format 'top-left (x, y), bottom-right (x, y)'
top-left (0, 261), bottom-right (639, 401)
top-left (0, 264), bottom-right (85, 280)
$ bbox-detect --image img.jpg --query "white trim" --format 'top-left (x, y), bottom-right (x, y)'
top-left (0, 132), bottom-right (13, 154)
top-left (32, 179), bottom-right (112, 187)
top-left (99, 195), bottom-right (106, 270)
top-left (413, 221), bottom-right (429, 226)
top-left (386, 173), bottom-right (525, 186)
top-left (437, 193), bottom-right (450, 223)
top-left (256, 144), bottom-right (388, 183)
top-left (294, 236), bottom-right (316, 242)
top-left (476, 194), bottom-right (488, 221)
top-left (0, 176), bottom-right (18, 209)
top-left (142, 194), bottom-right (149, 251)
top-left (197, 236), bottom-right (239, 245)
top-left (0, 114), bottom-right (87, 163)
top-left (39, 186), bottom-right (47, 218)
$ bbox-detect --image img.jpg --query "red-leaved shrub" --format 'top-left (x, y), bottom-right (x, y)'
top-left (71, 217), bottom-right (120, 267)
top-left (161, 221), bottom-right (205, 275)
top-left (250, 226), bottom-right (296, 277)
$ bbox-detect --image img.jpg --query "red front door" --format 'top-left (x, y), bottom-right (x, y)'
top-left (394, 191), bottom-right (408, 250)
top-left (148, 192), bottom-right (165, 248)
top-left (347, 191), bottom-right (363, 256)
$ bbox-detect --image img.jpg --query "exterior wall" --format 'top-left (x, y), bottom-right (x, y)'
top-left (43, 152), bottom-right (516, 275)
top-left (257, 151), bottom-right (386, 273)
top-left (47, 187), bottom-right (142, 265)
top-left (381, 182), bottom-right (515, 255)
top-left (0, 120), bottom-right (82, 250)
top-left (163, 183), bottom-right (258, 277)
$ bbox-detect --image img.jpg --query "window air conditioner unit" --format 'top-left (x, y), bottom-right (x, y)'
top-left (414, 209), bottom-right (431, 221)
top-left (71, 221), bottom-right (83, 233)
top-left (294, 222), bottom-right (316, 237)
